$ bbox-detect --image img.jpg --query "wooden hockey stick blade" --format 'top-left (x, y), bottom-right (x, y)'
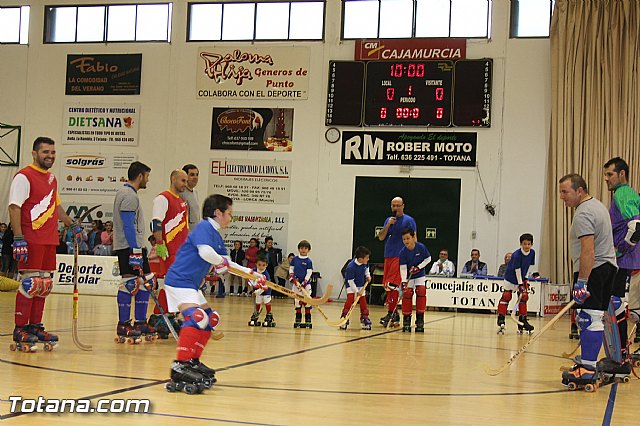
top-left (72, 319), bottom-right (92, 351)
top-left (484, 300), bottom-right (576, 376)
top-left (326, 282), bottom-right (370, 327)
top-left (510, 293), bottom-right (524, 326)
top-left (228, 266), bottom-right (331, 306)
top-left (294, 282), bottom-right (330, 321)
top-left (211, 331), bottom-right (224, 340)
top-left (562, 342), bottom-right (580, 359)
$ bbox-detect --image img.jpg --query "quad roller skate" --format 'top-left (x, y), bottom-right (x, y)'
top-left (415, 313), bottom-right (424, 333)
top-left (597, 358), bottom-right (632, 384)
top-left (189, 358), bottom-right (216, 387)
top-left (248, 311), bottom-right (261, 327)
top-left (517, 316), bottom-right (534, 335)
top-left (361, 317), bottom-right (372, 330)
top-left (166, 361), bottom-right (207, 394)
top-left (134, 320), bottom-right (158, 342)
top-left (149, 314), bottom-right (170, 339)
top-left (629, 348), bottom-right (640, 368)
top-left (562, 363), bottom-right (601, 392)
top-left (402, 315), bottom-right (412, 333)
top-left (115, 320), bottom-right (142, 344)
top-left (293, 311), bottom-right (303, 328)
top-left (381, 311), bottom-right (400, 328)
top-left (300, 312), bottom-right (312, 329)
top-left (262, 312), bottom-right (276, 327)
top-left (497, 314), bottom-right (505, 334)
top-left (339, 316), bottom-right (349, 330)
top-left (380, 312), bottom-right (393, 326)
top-left (9, 326), bottom-right (38, 352)
top-left (569, 322), bottom-right (579, 340)
top-left (26, 323), bottom-right (58, 351)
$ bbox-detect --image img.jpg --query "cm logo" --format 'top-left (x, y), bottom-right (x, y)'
top-left (65, 205), bottom-right (103, 223)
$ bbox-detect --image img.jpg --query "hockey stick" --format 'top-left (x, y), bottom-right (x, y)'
top-left (228, 266), bottom-right (332, 306)
top-left (562, 342), bottom-right (581, 359)
top-left (71, 241), bottom-right (92, 351)
top-left (293, 280), bottom-right (330, 321)
top-left (326, 281), bottom-right (370, 327)
top-left (510, 291), bottom-right (524, 326)
top-left (141, 277), bottom-right (179, 341)
top-left (484, 300), bottom-right (576, 376)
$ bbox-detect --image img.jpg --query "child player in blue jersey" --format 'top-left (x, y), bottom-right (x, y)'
top-left (399, 229), bottom-right (431, 333)
top-left (289, 240), bottom-right (314, 328)
top-left (163, 194), bottom-right (267, 394)
top-left (339, 246), bottom-right (372, 330)
top-left (248, 254), bottom-right (275, 327)
top-left (496, 233), bottom-right (536, 334)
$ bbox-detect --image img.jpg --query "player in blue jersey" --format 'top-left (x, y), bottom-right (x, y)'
top-left (339, 246), bottom-right (372, 330)
top-left (248, 254), bottom-right (275, 327)
top-left (163, 194), bottom-right (267, 394)
top-left (289, 240), bottom-right (314, 328)
top-left (496, 233), bottom-right (536, 334)
top-left (398, 229), bottom-right (431, 333)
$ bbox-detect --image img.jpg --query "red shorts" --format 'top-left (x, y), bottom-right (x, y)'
top-left (383, 257), bottom-right (401, 287)
top-left (18, 244), bottom-right (57, 271)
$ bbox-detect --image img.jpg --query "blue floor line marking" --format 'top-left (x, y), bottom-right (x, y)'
top-left (601, 382), bottom-right (618, 426)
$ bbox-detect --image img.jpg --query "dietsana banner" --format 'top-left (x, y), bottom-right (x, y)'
top-left (211, 108), bottom-right (293, 152)
top-left (341, 131), bottom-right (476, 167)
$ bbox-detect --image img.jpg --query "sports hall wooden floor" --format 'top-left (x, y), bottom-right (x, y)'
top-left (0, 291), bottom-right (636, 425)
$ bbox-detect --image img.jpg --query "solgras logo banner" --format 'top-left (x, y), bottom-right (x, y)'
top-left (60, 153), bottom-right (137, 195)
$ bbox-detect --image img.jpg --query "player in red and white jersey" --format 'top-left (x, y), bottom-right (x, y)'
top-left (8, 137), bottom-right (83, 351)
top-left (149, 170), bottom-right (189, 336)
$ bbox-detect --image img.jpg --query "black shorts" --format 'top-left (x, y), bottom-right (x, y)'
top-left (573, 262), bottom-right (616, 310)
top-left (612, 267), bottom-right (630, 298)
top-left (116, 248), bottom-right (150, 276)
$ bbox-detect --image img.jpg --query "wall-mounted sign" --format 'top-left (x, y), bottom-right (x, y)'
top-left (66, 54), bottom-right (142, 95)
top-left (60, 153), bottom-right (137, 195)
top-left (62, 103), bottom-right (139, 146)
top-left (211, 108), bottom-right (293, 152)
top-left (209, 159), bottom-right (291, 204)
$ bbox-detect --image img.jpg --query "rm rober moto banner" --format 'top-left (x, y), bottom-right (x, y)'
top-left (196, 46), bottom-right (309, 100)
top-left (63, 103), bottom-right (140, 146)
top-left (60, 153), bottom-right (137, 195)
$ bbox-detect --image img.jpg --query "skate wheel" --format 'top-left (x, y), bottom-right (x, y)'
top-left (43, 343), bottom-right (53, 352)
top-left (197, 383), bottom-right (206, 393)
top-left (567, 382), bottom-right (577, 391)
top-left (9, 343), bottom-right (16, 351)
top-left (271, 323), bottom-right (276, 327)
top-left (126, 337), bottom-right (135, 345)
top-left (165, 382), bottom-right (176, 392)
top-left (183, 383), bottom-right (198, 395)
top-left (248, 322), bottom-right (253, 326)
top-left (307, 324), bottom-right (313, 329)
top-left (633, 360), bottom-right (640, 368)
top-left (114, 337), bottom-right (121, 344)
top-left (21, 345), bottom-right (31, 353)
top-left (585, 383), bottom-right (596, 392)
top-left (622, 376), bottom-right (630, 383)
top-left (602, 376), bottom-right (610, 384)
top-left (202, 379), bottom-right (213, 389)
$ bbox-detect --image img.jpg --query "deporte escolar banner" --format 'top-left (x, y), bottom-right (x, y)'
top-left (341, 131), bottom-right (477, 167)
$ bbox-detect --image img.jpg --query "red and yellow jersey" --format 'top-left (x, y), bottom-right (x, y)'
top-left (9, 164), bottom-right (60, 245)
top-left (153, 190), bottom-right (188, 255)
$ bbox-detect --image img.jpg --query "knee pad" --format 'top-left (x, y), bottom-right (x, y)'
top-left (182, 307), bottom-right (210, 330)
top-left (499, 290), bottom-right (512, 303)
top-left (415, 286), bottom-right (427, 312)
top-left (415, 286), bottom-right (426, 297)
top-left (520, 292), bottom-right (529, 303)
top-left (38, 278), bottom-right (53, 297)
top-left (577, 309), bottom-right (604, 332)
top-left (611, 296), bottom-right (627, 317)
top-left (203, 307), bottom-right (220, 330)
top-left (403, 287), bottom-right (414, 300)
top-left (119, 276), bottom-right (140, 295)
top-left (19, 277), bottom-right (44, 298)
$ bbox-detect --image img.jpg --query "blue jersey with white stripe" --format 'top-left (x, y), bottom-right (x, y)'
top-left (504, 248), bottom-right (535, 285)
top-left (344, 259), bottom-right (369, 289)
top-left (398, 242), bottom-right (430, 279)
top-left (165, 219), bottom-right (227, 290)
top-left (290, 255), bottom-right (313, 281)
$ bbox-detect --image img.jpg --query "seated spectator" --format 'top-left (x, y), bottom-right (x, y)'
top-left (429, 249), bottom-right (456, 277)
top-left (497, 252), bottom-right (512, 277)
top-left (276, 252), bottom-right (295, 287)
top-left (461, 249), bottom-right (487, 276)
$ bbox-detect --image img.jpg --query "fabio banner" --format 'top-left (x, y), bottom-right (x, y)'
top-left (65, 54), bottom-right (142, 95)
top-left (211, 108), bottom-right (294, 152)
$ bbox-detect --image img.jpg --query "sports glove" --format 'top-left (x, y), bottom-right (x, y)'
top-left (573, 278), bottom-right (590, 304)
top-left (624, 220), bottom-right (640, 246)
top-left (214, 257), bottom-right (229, 275)
top-left (409, 266), bottom-right (420, 275)
top-left (518, 279), bottom-right (529, 293)
top-left (12, 236), bottom-right (28, 263)
top-left (155, 241), bottom-right (169, 260)
top-left (129, 248), bottom-right (143, 272)
top-left (71, 221), bottom-right (84, 245)
top-left (289, 273), bottom-right (299, 285)
top-left (251, 272), bottom-right (268, 291)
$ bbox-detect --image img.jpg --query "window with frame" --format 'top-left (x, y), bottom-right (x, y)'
top-left (187, 1), bottom-right (325, 41)
top-left (44, 3), bottom-right (172, 43)
top-left (342, 0), bottom-right (492, 39)
top-left (510, 0), bottom-right (554, 38)
top-left (0, 6), bottom-right (30, 44)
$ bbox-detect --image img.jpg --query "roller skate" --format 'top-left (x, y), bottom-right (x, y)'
top-left (361, 316), bottom-right (372, 330)
top-left (248, 311), bottom-right (261, 327)
top-left (569, 322), bottom-right (579, 339)
top-left (562, 363), bottom-right (601, 392)
top-left (189, 358), bottom-right (216, 387)
top-left (10, 326), bottom-right (38, 352)
top-left (629, 348), bottom-right (640, 368)
top-left (597, 358), bottom-right (632, 384)
top-left (517, 316), bottom-right (534, 334)
top-left (134, 320), bottom-right (158, 342)
top-left (339, 316), bottom-right (349, 330)
top-left (115, 320), bottom-right (142, 344)
top-left (166, 360), bottom-right (207, 394)
top-left (415, 313), bottom-right (424, 333)
top-left (402, 315), bottom-right (412, 333)
top-left (262, 312), bottom-right (276, 327)
top-left (380, 312), bottom-right (393, 326)
top-left (293, 311), bottom-right (302, 328)
top-left (25, 323), bottom-right (58, 351)
top-left (302, 312), bottom-right (312, 329)
top-left (497, 314), bottom-right (505, 334)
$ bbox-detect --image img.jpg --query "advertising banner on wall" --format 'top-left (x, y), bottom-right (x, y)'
top-left (66, 54), bottom-right (142, 95)
top-left (224, 212), bottom-right (288, 254)
top-left (196, 47), bottom-right (309, 100)
top-left (209, 159), bottom-right (291, 204)
top-left (355, 38), bottom-right (466, 61)
top-left (62, 103), bottom-right (140, 146)
top-left (52, 255), bottom-right (120, 296)
top-left (61, 196), bottom-right (114, 228)
top-left (211, 108), bottom-right (293, 152)
top-left (341, 131), bottom-right (477, 167)
top-left (59, 153), bottom-right (137, 195)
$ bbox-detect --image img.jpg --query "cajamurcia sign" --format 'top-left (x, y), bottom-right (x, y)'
top-left (196, 47), bottom-right (310, 100)
top-left (66, 54), bottom-right (142, 96)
